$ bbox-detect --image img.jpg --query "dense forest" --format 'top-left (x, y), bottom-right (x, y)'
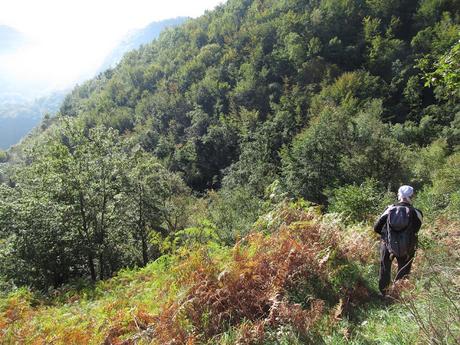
top-left (0, 0), bottom-right (459, 343)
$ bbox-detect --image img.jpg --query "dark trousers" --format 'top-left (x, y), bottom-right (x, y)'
top-left (379, 241), bottom-right (414, 293)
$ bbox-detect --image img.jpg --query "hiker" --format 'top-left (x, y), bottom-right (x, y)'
top-left (373, 185), bottom-right (423, 296)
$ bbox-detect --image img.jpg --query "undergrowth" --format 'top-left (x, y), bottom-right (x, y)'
top-left (0, 202), bottom-right (458, 344)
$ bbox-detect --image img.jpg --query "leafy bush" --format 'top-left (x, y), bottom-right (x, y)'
top-left (398, 222), bottom-right (460, 345)
top-left (328, 179), bottom-right (393, 224)
top-left (207, 187), bottom-right (265, 244)
top-left (401, 268), bottom-right (460, 345)
top-left (410, 139), bottom-right (448, 187)
top-left (447, 191), bottom-right (460, 218)
top-left (414, 186), bottom-right (448, 220)
top-left (414, 151), bottom-right (460, 219)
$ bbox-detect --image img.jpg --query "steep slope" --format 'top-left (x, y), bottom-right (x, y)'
top-left (1, 0), bottom-right (458, 291)
top-left (0, 26), bottom-right (30, 95)
top-left (0, 24), bottom-right (64, 149)
top-left (58, 0), bottom-right (460, 193)
top-left (0, 203), bottom-right (457, 344)
top-left (0, 1), bottom-right (459, 342)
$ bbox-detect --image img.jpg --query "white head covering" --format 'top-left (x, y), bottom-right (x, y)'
top-left (398, 185), bottom-right (414, 203)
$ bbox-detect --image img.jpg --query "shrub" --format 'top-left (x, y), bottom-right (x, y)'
top-left (207, 187), bottom-right (265, 244)
top-left (410, 138), bottom-right (448, 187)
top-left (328, 179), bottom-right (393, 224)
top-left (447, 191), bottom-right (460, 219)
top-left (415, 151), bottom-right (460, 219)
top-left (399, 242), bottom-right (460, 345)
top-left (413, 186), bottom-right (447, 220)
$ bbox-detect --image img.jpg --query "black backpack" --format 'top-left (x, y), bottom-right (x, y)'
top-left (386, 205), bottom-right (413, 258)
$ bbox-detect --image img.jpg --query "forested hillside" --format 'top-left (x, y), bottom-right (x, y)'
top-left (0, 0), bottom-right (459, 343)
top-left (46, 0), bottom-right (457, 193)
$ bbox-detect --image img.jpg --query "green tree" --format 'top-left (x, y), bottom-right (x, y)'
top-left (329, 179), bottom-right (393, 223)
top-left (281, 98), bottom-right (408, 203)
top-left (0, 150), bottom-right (7, 163)
top-left (423, 39), bottom-right (460, 101)
top-left (123, 149), bottom-right (191, 266)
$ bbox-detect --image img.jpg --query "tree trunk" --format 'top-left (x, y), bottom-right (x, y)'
top-left (141, 229), bottom-right (148, 266)
top-left (88, 253), bottom-right (96, 281)
top-left (99, 252), bottom-right (104, 280)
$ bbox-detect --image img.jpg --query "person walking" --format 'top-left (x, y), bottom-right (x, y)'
top-left (374, 185), bottom-right (423, 296)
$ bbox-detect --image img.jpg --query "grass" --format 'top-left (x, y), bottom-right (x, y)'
top-left (0, 256), bottom-right (179, 344)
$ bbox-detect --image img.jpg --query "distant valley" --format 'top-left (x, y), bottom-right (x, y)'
top-left (0, 92), bottom-right (65, 149)
top-left (99, 17), bottom-right (188, 71)
top-left (0, 18), bottom-right (188, 150)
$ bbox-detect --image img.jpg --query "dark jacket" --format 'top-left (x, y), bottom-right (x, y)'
top-left (374, 202), bottom-right (423, 241)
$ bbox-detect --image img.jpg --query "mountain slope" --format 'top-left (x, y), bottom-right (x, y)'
top-left (0, 24), bottom-right (64, 149)
top-left (0, 0), bottom-right (459, 342)
top-left (58, 0), bottom-right (460, 193)
top-left (0, 203), bottom-right (457, 344)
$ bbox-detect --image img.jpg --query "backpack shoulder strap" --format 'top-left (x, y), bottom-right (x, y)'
top-left (385, 205), bottom-right (394, 226)
top-left (414, 208), bottom-right (423, 222)
top-left (383, 204), bottom-right (394, 215)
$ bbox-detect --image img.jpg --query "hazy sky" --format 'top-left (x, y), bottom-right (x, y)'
top-left (0, 0), bottom-right (223, 95)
